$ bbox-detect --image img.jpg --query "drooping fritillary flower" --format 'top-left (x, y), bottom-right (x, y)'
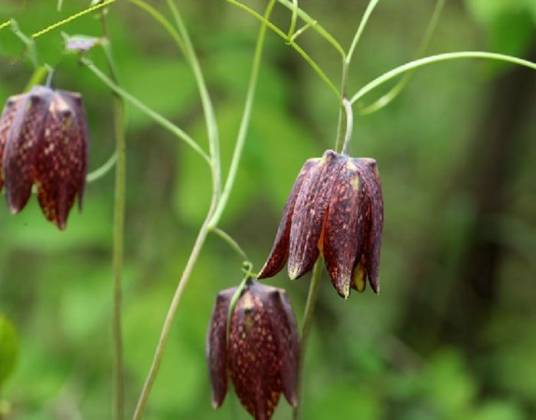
top-left (258, 150), bottom-right (384, 299)
top-left (0, 86), bottom-right (88, 229)
top-left (207, 280), bottom-right (299, 420)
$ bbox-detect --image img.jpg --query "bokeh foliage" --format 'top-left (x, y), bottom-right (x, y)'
top-left (0, 0), bottom-right (535, 419)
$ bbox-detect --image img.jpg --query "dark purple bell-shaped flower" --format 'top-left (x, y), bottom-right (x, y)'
top-left (0, 85), bottom-right (88, 229)
top-left (207, 280), bottom-right (299, 420)
top-left (258, 150), bottom-right (384, 299)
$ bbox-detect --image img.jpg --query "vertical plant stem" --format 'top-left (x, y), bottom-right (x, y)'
top-left (334, 63), bottom-right (349, 152)
top-left (293, 260), bottom-right (323, 420)
top-left (341, 98), bottom-right (354, 155)
top-left (111, 94), bottom-right (126, 420)
top-left (100, 11), bottom-right (126, 420)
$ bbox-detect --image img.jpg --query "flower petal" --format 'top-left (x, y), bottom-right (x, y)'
top-left (270, 289), bottom-right (299, 407)
top-left (32, 92), bottom-right (88, 229)
top-left (355, 158), bottom-right (384, 293)
top-left (258, 158), bottom-right (320, 279)
top-left (207, 288), bottom-right (234, 408)
top-left (323, 158), bottom-right (367, 298)
top-left (229, 283), bottom-right (282, 420)
top-left (3, 86), bottom-right (53, 213)
top-left (0, 95), bottom-right (23, 191)
top-left (59, 91), bottom-right (88, 209)
top-left (288, 150), bottom-right (344, 279)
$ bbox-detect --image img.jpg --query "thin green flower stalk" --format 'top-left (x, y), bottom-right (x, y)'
top-left (81, 58), bottom-right (210, 164)
top-left (209, 0), bottom-right (278, 228)
top-left (131, 1), bottom-right (276, 417)
top-left (98, 9), bottom-right (127, 420)
top-left (127, 0), bottom-right (222, 198)
top-left (334, 0), bottom-right (380, 152)
top-left (350, 52), bottom-right (536, 104)
top-left (86, 153), bottom-right (118, 183)
top-left (165, 0), bottom-right (222, 201)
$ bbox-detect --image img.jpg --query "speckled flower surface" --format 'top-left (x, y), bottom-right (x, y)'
top-left (207, 281), bottom-right (299, 420)
top-left (0, 85), bottom-right (88, 229)
top-left (258, 149), bottom-right (384, 299)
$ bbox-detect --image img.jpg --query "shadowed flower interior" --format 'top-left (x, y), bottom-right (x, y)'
top-left (0, 85), bottom-right (88, 229)
top-left (258, 149), bottom-right (384, 299)
top-left (206, 280), bottom-right (299, 420)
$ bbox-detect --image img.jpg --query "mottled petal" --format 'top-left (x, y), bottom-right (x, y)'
top-left (229, 283), bottom-right (282, 420)
top-left (59, 91), bottom-right (88, 209)
top-left (33, 92), bottom-right (85, 229)
top-left (355, 158), bottom-right (384, 293)
top-left (3, 86), bottom-right (53, 213)
top-left (288, 150), bottom-right (344, 279)
top-left (323, 158), bottom-right (367, 298)
top-left (0, 95), bottom-right (23, 191)
top-left (258, 158), bottom-right (320, 279)
top-left (270, 289), bottom-right (299, 406)
top-left (207, 288), bottom-right (235, 408)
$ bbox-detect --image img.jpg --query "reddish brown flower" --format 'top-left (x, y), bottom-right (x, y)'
top-left (207, 280), bottom-right (299, 420)
top-left (258, 150), bottom-right (384, 299)
top-left (0, 86), bottom-right (88, 229)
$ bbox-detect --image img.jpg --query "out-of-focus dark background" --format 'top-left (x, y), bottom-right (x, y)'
top-left (0, 0), bottom-right (535, 419)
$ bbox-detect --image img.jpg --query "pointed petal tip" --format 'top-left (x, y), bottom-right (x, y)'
top-left (256, 264), bottom-right (272, 280)
top-left (288, 265), bottom-right (302, 280)
top-left (211, 396), bottom-right (224, 409)
top-left (8, 204), bottom-right (21, 215)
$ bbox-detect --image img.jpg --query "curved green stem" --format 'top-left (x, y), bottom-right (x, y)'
top-left (350, 51), bottom-right (536, 105)
top-left (166, 0), bottom-right (222, 201)
top-left (293, 260), bottom-right (323, 420)
top-left (209, 0), bottom-right (277, 228)
top-left (127, 0), bottom-right (221, 198)
top-left (359, 0), bottom-right (445, 115)
top-left (86, 153), bottom-right (118, 183)
top-left (225, 0), bottom-right (340, 98)
top-left (81, 58), bottom-right (211, 164)
top-left (211, 227), bottom-right (249, 262)
top-left (346, 0), bottom-right (380, 65)
top-left (226, 269), bottom-right (253, 341)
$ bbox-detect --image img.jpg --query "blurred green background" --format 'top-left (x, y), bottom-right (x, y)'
top-left (1, 0), bottom-right (535, 419)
